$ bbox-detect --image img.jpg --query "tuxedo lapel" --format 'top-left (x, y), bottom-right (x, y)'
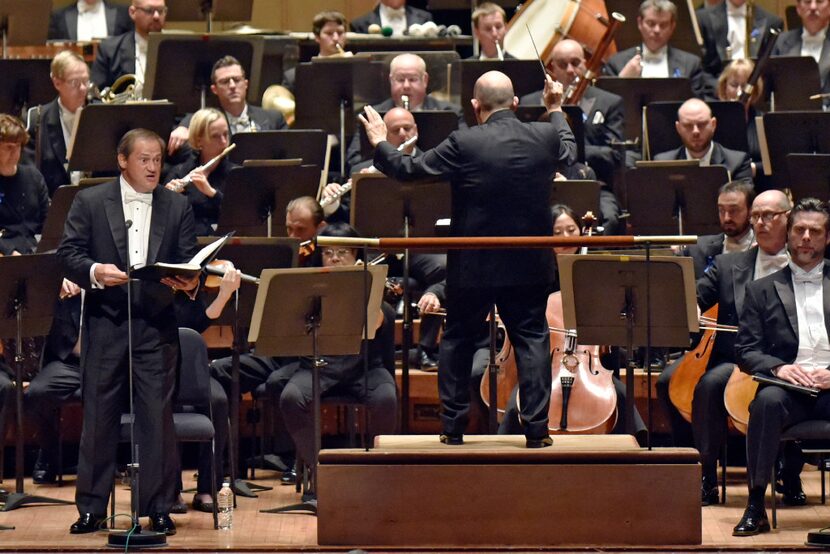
top-left (147, 188), bottom-right (169, 265)
top-left (774, 268), bottom-right (798, 338)
top-left (104, 182), bottom-right (129, 268)
top-left (44, 102), bottom-right (67, 167)
top-left (712, 4), bottom-right (728, 59)
top-left (819, 38), bottom-right (830, 87)
top-left (119, 32), bottom-right (136, 75)
top-left (731, 248), bottom-right (755, 315)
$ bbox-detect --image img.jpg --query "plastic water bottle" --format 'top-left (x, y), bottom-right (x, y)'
top-left (217, 481), bottom-right (233, 530)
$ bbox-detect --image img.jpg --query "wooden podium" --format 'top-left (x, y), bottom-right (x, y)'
top-left (318, 435), bottom-right (701, 547)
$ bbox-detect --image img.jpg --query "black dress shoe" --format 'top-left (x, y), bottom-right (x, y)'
top-left (439, 433), bottom-right (463, 445)
top-left (32, 458), bottom-right (56, 485)
top-left (779, 477), bottom-right (808, 506)
top-left (170, 500), bottom-right (188, 514)
top-left (148, 513), bottom-right (176, 535)
top-left (701, 476), bottom-right (719, 506)
top-left (280, 468), bottom-right (297, 484)
top-left (70, 513), bottom-right (106, 534)
top-left (732, 505), bottom-right (771, 536)
top-left (192, 496), bottom-right (215, 513)
top-left (526, 435), bottom-right (553, 448)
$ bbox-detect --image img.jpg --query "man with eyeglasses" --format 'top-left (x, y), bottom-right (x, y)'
top-left (654, 98), bottom-right (753, 182)
top-left (26, 51), bottom-right (90, 196)
top-left (167, 55), bottom-right (287, 156)
top-left (91, 0), bottom-right (167, 97)
top-left (48, 0), bottom-right (133, 42)
top-left (772, 0), bottom-right (830, 108)
top-left (733, 197), bottom-right (830, 536)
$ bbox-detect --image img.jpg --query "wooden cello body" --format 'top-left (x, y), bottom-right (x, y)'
top-left (723, 367), bottom-right (758, 435)
top-left (668, 305), bottom-right (719, 422)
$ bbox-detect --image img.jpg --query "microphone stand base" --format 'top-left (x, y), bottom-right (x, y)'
top-left (107, 527), bottom-right (168, 549)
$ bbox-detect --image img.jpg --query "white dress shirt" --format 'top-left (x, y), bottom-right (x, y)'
top-left (640, 44), bottom-right (670, 78)
top-left (134, 32), bottom-right (148, 98)
top-left (76, 0), bottom-right (108, 42)
top-left (226, 104), bottom-right (256, 135)
top-left (801, 26), bottom-right (828, 64)
top-left (754, 246), bottom-right (789, 280)
top-left (379, 3), bottom-right (407, 36)
top-left (791, 261), bottom-right (830, 371)
top-left (685, 142), bottom-right (714, 166)
top-left (726, 1), bottom-right (748, 60)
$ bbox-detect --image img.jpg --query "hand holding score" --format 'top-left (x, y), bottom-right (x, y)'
top-left (358, 105), bottom-right (388, 148)
top-left (94, 263), bottom-right (129, 286)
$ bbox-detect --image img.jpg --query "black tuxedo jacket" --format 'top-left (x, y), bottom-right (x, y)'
top-left (736, 262), bottom-right (830, 375)
top-left (91, 31), bottom-right (136, 90)
top-left (29, 99), bottom-right (69, 196)
top-left (604, 45), bottom-right (712, 99)
top-left (697, 246), bottom-right (759, 368)
top-left (684, 232), bottom-right (725, 279)
top-left (48, 1), bottom-right (133, 41)
top-left (350, 5), bottom-right (433, 33)
top-left (653, 142), bottom-right (753, 182)
top-left (58, 179), bottom-right (198, 322)
top-left (178, 104), bottom-right (287, 133)
top-left (772, 28), bottom-right (830, 95)
top-left (696, 2), bottom-right (783, 78)
top-left (373, 109), bottom-right (576, 288)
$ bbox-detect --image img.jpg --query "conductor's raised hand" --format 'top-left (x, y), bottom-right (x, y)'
top-left (94, 263), bottom-right (129, 286)
top-left (358, 105), bottom-right (388, 147)
top-left (543, 75), bottom-right (564, 113)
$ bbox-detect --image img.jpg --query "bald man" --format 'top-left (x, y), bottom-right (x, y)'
top-left (361, 71), bottom-right (576, 447)
top-left (654, 97), bottom-right (753, 182)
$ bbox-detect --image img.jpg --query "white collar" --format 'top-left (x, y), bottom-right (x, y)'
top-left (802, 25), bottom-right (829, 42)
top-left (77, 0), bottom-right (103, 14)
top-left (642, 44), bottom-right (668, 60)
top-left (379, 3), bottom-right (406, 18)
top-left (726, 1), bottom-right (746, 17)
top-left (226, 103), bottom-right (249, 121)
top-left (685, 142), bottom-right (714, 165)
top-left (135, 31), bottom-right (148, 52)
top-left (790, 260), bottom-right (825, 278)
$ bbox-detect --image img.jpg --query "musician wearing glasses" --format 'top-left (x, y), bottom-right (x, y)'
top-left (48, 0), bottom-right (133, 42)
top-left (91, 0), bottom-right (167, 96)
top-left (26, 51), bottom-right (90, 196)
top-left (163, 108), bottom-right (237, 236)
top-left (167, 56), bottom-right (287, 156)
top-left (733, 198), bottom-right (830, 536)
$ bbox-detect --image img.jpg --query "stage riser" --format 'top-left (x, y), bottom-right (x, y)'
top-left (318, 461), bottom-right (701, 546)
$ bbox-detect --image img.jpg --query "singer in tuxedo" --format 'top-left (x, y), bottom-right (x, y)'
top-left (58, 129), bottom-right (199, 535)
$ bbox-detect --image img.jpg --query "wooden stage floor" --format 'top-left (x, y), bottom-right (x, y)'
top-left (1, 460), bottom-right (829, 552)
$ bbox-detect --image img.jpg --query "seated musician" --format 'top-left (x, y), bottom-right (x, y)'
top-left (345, 53), bottom-right (464, 171)
top-left (282, 11), bottom-right (350, 92)
top-left (657, 189), bottom-right (792, 507)
top-left (696, 0), bottom-right (783, 82)
top-left (716, 59), bottom-right (766, 185)
top-left (0, 115), bottom-right (50, 256)
top-left (90, 0), bottom-right (167, 96)
top-left (279, 223), bottom-right (398, 496)
top-left (469, 3), bottom-right (512, 60)
top-left (350, 0), bottom-right (433, 35)
top-left (49, 0), bottom-right (133, 42)
top-left (653, 98), bottom-right (753, 182)
top-left (771, 0), bottom-right (830, 108)
top-left (163, 108), bottom-right (238, 236)
top-left (26, 50), bottom-right (90, 196)
top-left (286, 196), bottom-right (327, 246)
top-left (603, 0), bottom-right (713, 100)
top-left (167, 56), bottom-right (288, 156)
top-left (519, 38), bottom-right (624, 234)
top-left (732, 197), bottom-right (830, 536)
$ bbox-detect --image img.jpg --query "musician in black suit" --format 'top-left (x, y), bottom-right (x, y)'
top-left (350, 0), bottom-right (432, 35)
top-left (771, 0), bottom-right (830, 107)
top-left (167, 56), bottom-right (287, 156)
top-left (0, 115), bottom-right (50, 256)
top-left (49, 0), bottom-right (133, 42)
top-left (361, 71), bottom-right (576, 446)
top-left (27, 51), bottom-right (90, 196)
top-left (696, 0), bottom-right (784, 80)
top-left (603, 0), bottom-right (713, 99)
top-left (469, 2), bottom-right (512, 60)
top-left (58, 128), bottom-right (199, 535)
top-left (653, 98), bottom-right (753, 182)
top-left (90, 0), bottom-right (166, 95)
top-left (733, 198), bottom-right (830, 536)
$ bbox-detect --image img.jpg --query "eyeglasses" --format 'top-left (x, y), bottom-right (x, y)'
top-left (133, 5), bottom-right (168, 16)
top-left (321, 247), bottom-right (353, 258)
top-left (749, 210), bottom-right (788, 224)
top-left (60, 78), bottom-right (91, 90)
top-left (215, 75), bottom-right (246, 87)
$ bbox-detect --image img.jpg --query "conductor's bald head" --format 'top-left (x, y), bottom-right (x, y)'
top-left (472, 71), bottom-right (518, 123)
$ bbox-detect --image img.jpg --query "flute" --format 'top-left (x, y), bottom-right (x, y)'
top-left (174, 143), bottom-right (237, 192)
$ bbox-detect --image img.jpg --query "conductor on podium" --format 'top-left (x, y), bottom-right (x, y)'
top-left (360, 71), bottom-right (576, 448)
top-left (58, 129), bottom-right (199, 535)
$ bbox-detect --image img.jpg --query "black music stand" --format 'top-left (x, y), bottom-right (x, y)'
top-left (0, 60), bottom-right (53, 119)
top-left (558, 253), bottom-right (696, 444)
top-left (66, 103), bottom-right (176, 173)
top-left (0, 0), bottom-right (50, 56)
top-left (625, 164), bottom-right (728, 235)
top-left (0, 254), bottom-right (72, 512)
top-left (165, 0), bottom-right (253, 33)
top-left (550, 180), bottom-right (602, 220)
top-left (144, 33), bottom-right (262, 115)
top-left (351, 174), bottom-right (451, 433)
top-left (36, 185), bottom-right (80, 253)
top-left (356, 111), bottom-right (459, 162)
top-left (455, 59), bottom-right (543, 127)
top-left (761, 111), bottom-right (830, 188)
top-left (595, 77), bottom-right (692, 144)
top-left (196, 237), bottom-right (298, 496)
top-left (761, 56), bottom-right (821, 112)
top-left (216, 164), bottom-right (320, 237)
top-left (786, 154), bottom-right (830, 201)
top-left (514, 105), bottom-right (586, 163)
top-left (644, 100), bottom-right (749, 159)
top-left (248, 265), bottom-right (385, 514)
top-left (230, 130), bottom-right (329, 168)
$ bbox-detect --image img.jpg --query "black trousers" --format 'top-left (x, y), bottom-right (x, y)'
top-left (25, 358), bottom-right (81, 468)
top-left (440, 284), bottom-right (551, 438)
top-left (691, 362), bottom-right (734, 474)
top-left (655, 357), bottom-right (694, 446)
